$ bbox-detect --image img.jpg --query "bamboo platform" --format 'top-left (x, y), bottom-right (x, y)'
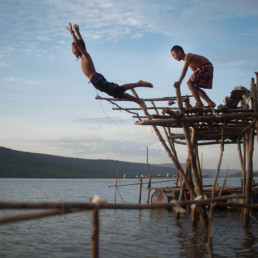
top-left (96, 72), bottom-right (258, 229)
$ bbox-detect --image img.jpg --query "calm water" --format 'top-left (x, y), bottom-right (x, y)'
top-left (0, 178), bottom-right (257, 257)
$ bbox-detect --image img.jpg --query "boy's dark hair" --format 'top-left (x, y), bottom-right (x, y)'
top-left (72, 39), bottom-right (86, 50)
top-left (171, 45), bottom-right (184, 53)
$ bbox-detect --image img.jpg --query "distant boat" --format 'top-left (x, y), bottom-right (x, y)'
top-left (151, 183), bottom-right (258, 209)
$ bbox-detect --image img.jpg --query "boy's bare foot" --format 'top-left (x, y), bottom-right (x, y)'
top-left (206, 102), bottom-right (216, 108)
top-left (138, 80), bottom-right (153, 88)
top-left (190, 103), bottom-right (204, 109)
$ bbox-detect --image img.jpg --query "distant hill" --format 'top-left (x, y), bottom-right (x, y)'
top-left (0, 147), bottom-right (177, 178)
top-left (0, 146), bottom-right (257, 179)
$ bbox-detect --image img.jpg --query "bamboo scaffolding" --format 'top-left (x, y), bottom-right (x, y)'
top-left (135, 112), bottom-right (258, 126)
top-left (175, 87), bottom-right (204, 199)
top-left (95, 73), bottom-right (258, 231)
top-left (175, 87), bottom-right (209, 227)
top-left (129, 89), bottom-right (196, 199)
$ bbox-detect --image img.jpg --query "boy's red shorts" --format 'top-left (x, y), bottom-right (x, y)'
top-left (188, 63), bottom-right (213, 89)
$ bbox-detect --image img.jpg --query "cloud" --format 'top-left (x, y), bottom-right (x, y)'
top-left (34, 136), bottom-right (164, 160)
top-left (0, 62), bottom-right (11, 67)
top-left (5, 77), bottom-right (41, 85)
top-left (36, 36), bottom-right (50, 41)
top-left (2, 0), bottom-right (258, 47)
top-left (75, 116), bottom-right (132, 124)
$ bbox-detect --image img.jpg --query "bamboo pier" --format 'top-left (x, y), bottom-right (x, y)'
top-left (96, 72), bottom-right (258, 229)
top-left (0, 74), bottom-right (257, 258)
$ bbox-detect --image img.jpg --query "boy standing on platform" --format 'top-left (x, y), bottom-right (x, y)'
top-left (171, 45), bottom-right (216, 109)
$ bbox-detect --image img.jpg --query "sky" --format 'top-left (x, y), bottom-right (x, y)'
top-left (0, 0), bottom-right (258, 171)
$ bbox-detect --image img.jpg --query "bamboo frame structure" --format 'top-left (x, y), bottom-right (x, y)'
top-left (1, 76), bottom-right (257, 257)
top-left (95, 73), bottom-right (258, 229)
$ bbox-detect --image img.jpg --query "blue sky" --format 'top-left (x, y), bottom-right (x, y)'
top-left (0, 0), bottom-right (258, 170)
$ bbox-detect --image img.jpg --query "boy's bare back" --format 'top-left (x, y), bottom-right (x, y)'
top-left (185, 53), bottom-right (210, 71)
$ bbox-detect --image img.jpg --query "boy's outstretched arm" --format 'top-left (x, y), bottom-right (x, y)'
top-left (174, 57), bottom-right (190, 88)
top-left (66, 23), bottom-right (79, 43)
top-left (73, 24), bottom-right (88, 53)
top-left (73, 24), bottom-right (83, 41)
top-left (66, 23), bottom-right (87, 56)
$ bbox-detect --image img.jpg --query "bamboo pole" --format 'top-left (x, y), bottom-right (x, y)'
top-left (162, 108), bottom-right (181, 118)
top-left (152, 101), bottom-right (180, 160)
top-left (0, 209), bottom-right (76, 225)
top-left (91, 209), bottom-right (99, 258)
top-left (115, 168), bottom-right (118, 204)
top-left (250, 74), bottom-right (258, 143)
top-left (176, 158), bottom-right (190, 220)
top-left (211, 130), bottom-right (224, 199)
top-left (194, 131), bottom-right (203, 189)
top-left (96, 95), bottom-right (192, 102)
top-left (108, 179), bottom-right (176, 188)
top-left (197, 141), bottom-right (238, 146)
top-left (237, 137), bottom-right (246, 195)
top-left (206, 167), bottom-right (229, 256)
top-left (146, 147), bottom-right (152, 204)
top-left (0, 194), bottom-right (246, 211)
top-left (139, 177), bottom-right (143, 204)
top-left (243, 76), bottom-right (256, 227)
top-left (2, 198), bottom-right (257, 226)
top-left (173, 139), bottom-right (187, 145)
top-left (114, 107), bottom-right (180, 111)
top-left (244, 128), bottom-right (255, 227)
top-left (169, 133), bottom-right (187, 139)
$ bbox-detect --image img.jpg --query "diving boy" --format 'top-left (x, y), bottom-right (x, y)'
top-left (171, 45), bottom-right (216, 109)
top-left (66, 23), bottom-right (153, 106)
